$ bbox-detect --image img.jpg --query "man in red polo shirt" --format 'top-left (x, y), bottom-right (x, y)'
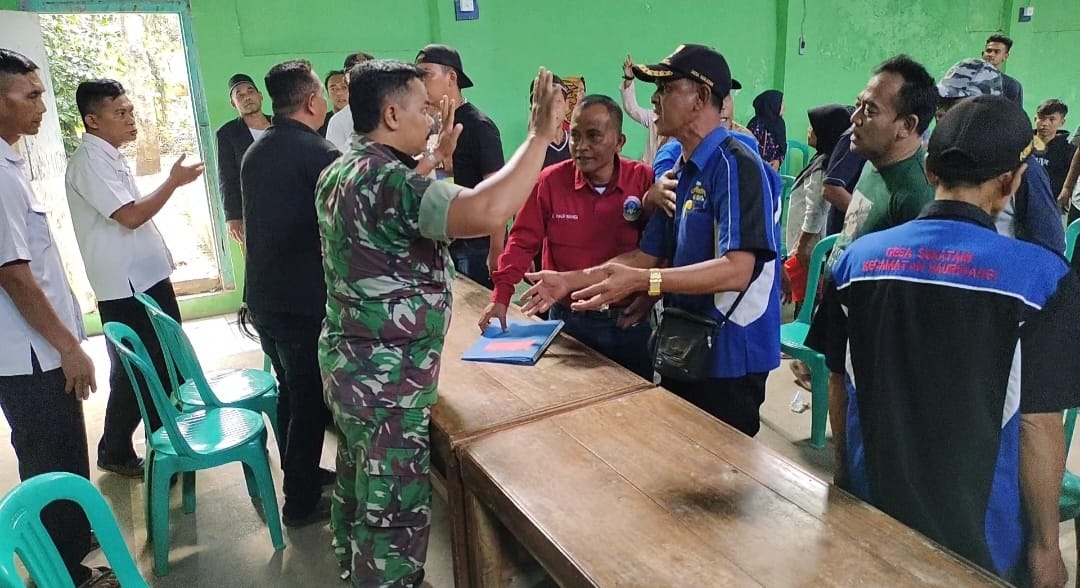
top-left (479, 94), bottom-right (655, 378)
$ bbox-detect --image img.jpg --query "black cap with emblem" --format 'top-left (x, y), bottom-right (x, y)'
top-left (632, 44), bottom-right (742, 97)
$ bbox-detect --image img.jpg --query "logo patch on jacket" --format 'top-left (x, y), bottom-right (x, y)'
top-left (623, 195), bottom-right (642, 221)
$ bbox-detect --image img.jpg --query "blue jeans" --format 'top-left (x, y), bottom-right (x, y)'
top-left (450, 238), bottom-right (493, 289)
top-left (549, 304), bottom-right (654, 380)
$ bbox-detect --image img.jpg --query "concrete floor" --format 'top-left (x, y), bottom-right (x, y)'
top-left (1, 313), bottom-right (1077, 587)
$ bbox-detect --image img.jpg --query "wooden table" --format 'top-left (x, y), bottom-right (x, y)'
top-left (459, 387), bottom-right (1007, 587)
top-left (434, 278), bottom-right (653, 586)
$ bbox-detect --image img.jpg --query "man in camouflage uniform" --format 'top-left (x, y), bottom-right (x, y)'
top-left (315, 59), bottom-right (562, 587)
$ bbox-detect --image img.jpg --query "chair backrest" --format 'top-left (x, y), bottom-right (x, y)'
top-left (781, 140), bottom-right (811, 177)
top-left (1066, 219), bottom-right (1080, 262)
top-left (103, 322), bottom-right (197, 458)
top-left (795, 234), bottom-right (840, 325)
top-left (132, 294), bottom-right (182, 395)
top-left (134, 295), bottom-right (223, 406)
top-left (0, 472), bottom-right (148, 588)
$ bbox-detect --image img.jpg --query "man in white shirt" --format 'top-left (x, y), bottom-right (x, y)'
top-left (66, 78), bottom-right (203, 478)
top-left (325, 51), bottom-right (373, 150)
top-left (0, 48), bottom-right (113, 588)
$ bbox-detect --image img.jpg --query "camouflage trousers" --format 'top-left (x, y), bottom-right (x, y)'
top-left (328, 400), bottom-right (432, 588)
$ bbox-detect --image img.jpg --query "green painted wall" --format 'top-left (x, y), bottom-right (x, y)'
top-left (1004, 0), bottom-right (1080, 122)
top-left (431, 0), bottom-right (781, 160)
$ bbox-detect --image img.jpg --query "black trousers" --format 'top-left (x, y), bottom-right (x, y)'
top-left (249, 309), bottom-right (329, 517)
top-left (96, 278), bottom-right (181, 464)
top-left (661, 373), bottom-right (768, 437)
top-left (0, 355), bottom-right (92, 585)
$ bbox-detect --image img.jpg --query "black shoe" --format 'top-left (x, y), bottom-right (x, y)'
top-left (282, 498), bottom-right (331, 528)
top-left (97, 457), bottom-right (144, 478)
top-left (319, 467), bottom-right (336, 488)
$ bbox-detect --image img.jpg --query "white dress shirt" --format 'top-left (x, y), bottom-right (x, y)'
top-left (0, 139), bottom-right (84, 376)
top-left (326, 105), bottom-right (354, 151)
top-left (65, 133), bottom-right (174, 302)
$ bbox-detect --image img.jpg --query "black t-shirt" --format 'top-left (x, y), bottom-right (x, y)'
top-left (452, 102), bottom-right (504, 188)
top-left (822, 131), bottom-right (866, 235)
top-left (543, 134), bottom-right (572, 168)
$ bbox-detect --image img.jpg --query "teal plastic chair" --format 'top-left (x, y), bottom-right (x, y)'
top-left (781, 140), bottom-right (811, 177)
top-left (134, 294), bottom-right (280, 445)
top-left (1065, 219), bottom-right (1080, 261)
top-left (779, 174), bottom-right (796, 255)
top-left (780, 234), bottom-right (838, 449)
top-left (0, 472), bottom-right (148, 588)
top-left (103, 322), bottom-right (284, 576)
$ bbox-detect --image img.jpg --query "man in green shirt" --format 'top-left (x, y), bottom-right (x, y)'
top-left (805, 54), bottom-right (939, 485)
top-left (315, 59), bottom-right (562, 587)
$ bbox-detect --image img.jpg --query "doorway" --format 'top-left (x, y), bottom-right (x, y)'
top-left (1, 3), bottom-right (235, 325)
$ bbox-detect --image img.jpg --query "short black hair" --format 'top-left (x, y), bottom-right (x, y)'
top-left (873, 54), bottom-right (938, 134)
top-left (343, 52), bottom-right (375, 70)
top-left (350, 60), bottom-right (425, 134)
top-left (1037, 99), bottom-right (1068, 118)
top-left (76, 79), bottom-right (126, 121)
top-left (575, 94), bottom-right (623, 132)
top-left (0, 49), bottom-right (38, 86)
top-left (986, 33), bottom-right (1014, 52)
top-left (264, 60), bottom-right (320, 116)
top-left (324, 69), bottom-right (345, 89)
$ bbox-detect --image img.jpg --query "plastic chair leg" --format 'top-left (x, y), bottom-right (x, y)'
top-left (181, 471), bottom-right (196, 514)
top-left (808, 355), bottom-right (829, 450)
top-left (246, 444), bottom-right (285, 550)
top-left (241, 462), bottom-right (258, 499)
top-left (143, 450), bottom-right (155, 537)
top-left (150, 462), bottom-right (174, 576)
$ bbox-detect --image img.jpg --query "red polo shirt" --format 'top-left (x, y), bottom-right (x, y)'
top-left (491, 156), bottom-right (653, 306)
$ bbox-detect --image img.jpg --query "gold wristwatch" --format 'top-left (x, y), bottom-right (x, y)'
top-left (648, 268), bottom-right (663, 296)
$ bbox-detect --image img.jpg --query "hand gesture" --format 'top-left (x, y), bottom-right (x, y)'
top-left (168, 154), bottom-right (205, 187)
top-left (1028, 543), bottom-right (1067, 588)
top-left (646, 170), bottom-right (678, 217)
top-left (622, 54), bottom-right (634, 79)
top-left (226, 219), bottom-right (244, 245)
top-left (478, 302), bottom-right (509, 333)
top-left (520, 269), bottom-right (571, 316)
top-left (528, 68), bottom-right (563, 145)
top-left (60, 343), bottom-right (96, 401)
top-left (433, 95), bottom-right (464, 165)
top-left (780, 264), bottom-right (793, 305)
top-left (1059, 188), bottom-right (1072, 213)
top-left (794, 233), bottom-right (816, 270)
top-left (569, 263), bottom-right (644, 311)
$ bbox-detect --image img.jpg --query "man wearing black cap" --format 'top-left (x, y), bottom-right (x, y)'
top-left (416, 44), bottom-right (505, 288)
top-left (215, 73), bottom-right (271, 244)
top-left (520, 44), bottom-right (782, 438)
top-left (822, 95), bottom-right (1080, 586)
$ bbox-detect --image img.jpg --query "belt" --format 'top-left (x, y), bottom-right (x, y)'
top-left (554, 302), bottom-right (628, 321)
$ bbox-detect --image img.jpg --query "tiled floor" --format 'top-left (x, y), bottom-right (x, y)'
top-left (1, 313), bottom-right (1076, 586)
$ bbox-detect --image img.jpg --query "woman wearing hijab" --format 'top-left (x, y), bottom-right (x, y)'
top-left (748, 90), bottom-right (787, 170)
top-left (783, 103), bottom-right (852, 389)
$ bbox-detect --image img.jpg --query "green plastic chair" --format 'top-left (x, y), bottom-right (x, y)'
top-left (102, 322), bottom-right (284, 576)
top-left (779, 234), bottom-right (838, 449)
top-left (1065, 219), bottom-right (1080, 261)
top-left (0, 472), bottom-right (148, 588)
top-left (779, 174), bottom-right (796, 255)
top-left (781, 140), bottom-right (811, 177)
top-left (134, 294), bottom-right (280, 445)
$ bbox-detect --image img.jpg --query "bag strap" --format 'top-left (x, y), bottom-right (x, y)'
top-left (662, 134), bottom-right (761, 328)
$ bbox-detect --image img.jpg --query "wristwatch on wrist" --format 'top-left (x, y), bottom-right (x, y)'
top-left (422, 148), bottom-right (438, 166)
top-left (622, 75), bottom-right (634, 81)
top-left (648, 268), bottom-right (663, 296)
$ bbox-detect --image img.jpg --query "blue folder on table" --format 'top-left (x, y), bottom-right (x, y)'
top-left (461, 320), bottom-right (565, 365)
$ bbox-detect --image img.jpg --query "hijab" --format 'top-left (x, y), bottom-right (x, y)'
top-left (749, 90), bottom-right (787, 157)
top-left (793, 103), bottom-right (852, 188)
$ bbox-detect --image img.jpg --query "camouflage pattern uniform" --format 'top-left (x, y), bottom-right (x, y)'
top-left (937, 58), bottom-right (1003, 99)
top-left (316, 136), bottom-right (463, 587)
